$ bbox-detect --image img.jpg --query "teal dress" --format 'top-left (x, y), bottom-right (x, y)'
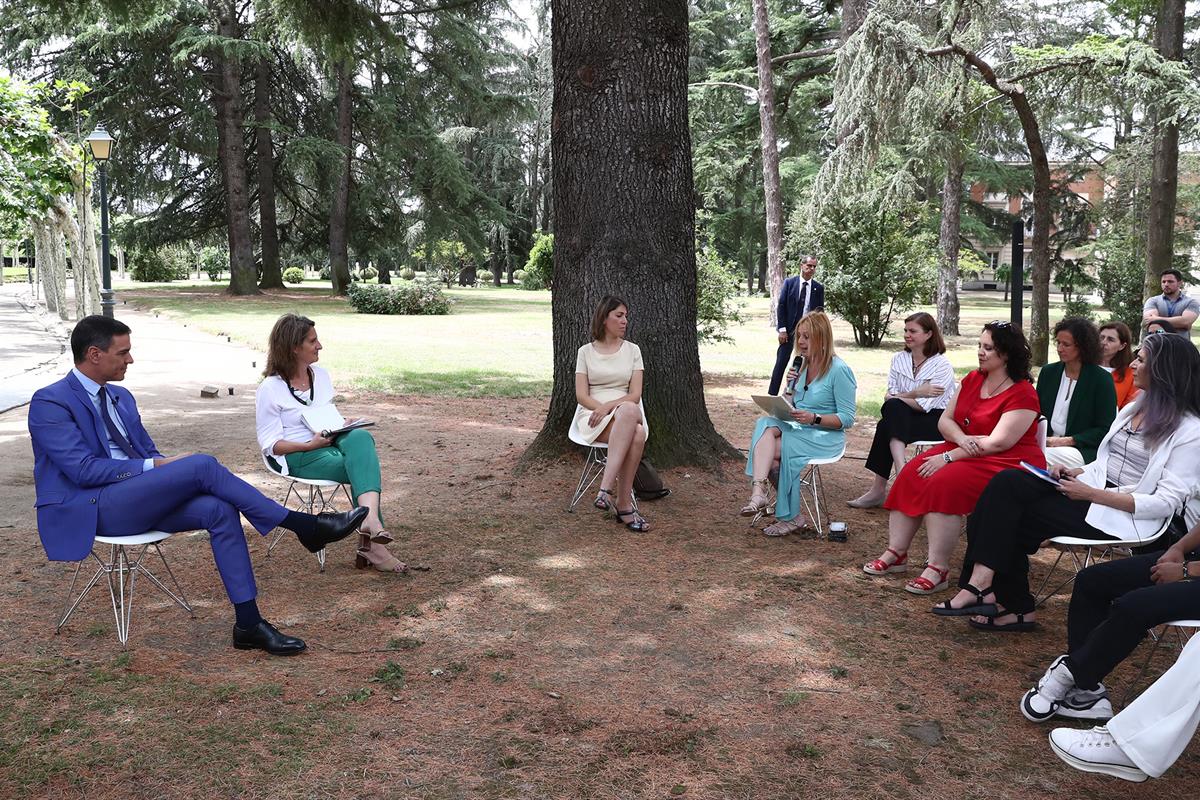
top-left (746, 356), bottom-right (857, 521)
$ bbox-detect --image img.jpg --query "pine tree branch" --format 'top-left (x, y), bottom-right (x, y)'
top-left (379, 0), bottom-right (483, 16)
top-left (771, 45), bottom-right (838, 66)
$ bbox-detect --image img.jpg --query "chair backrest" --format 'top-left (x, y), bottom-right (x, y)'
top-left (262, 451), bottom-right (288, 476)
top-left (1036, 417), bottom-right (1048, 450)
top-left (1050, 513), bottom-right (1173, 548)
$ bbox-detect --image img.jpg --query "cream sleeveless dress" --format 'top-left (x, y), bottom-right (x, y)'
top-left (569, 340), bottom-right (649, 444)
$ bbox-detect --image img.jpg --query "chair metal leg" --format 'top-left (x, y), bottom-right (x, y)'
top-left (144, 542), bottom-right (194, 614)
top-left (104, 544), bottom-right (133, 647)
top-left (795, 464), bottom-right (827, 538)
top-left (568, 447), bottom-right (607, 512)
top-left (57, 557), bottom-right (103, 633)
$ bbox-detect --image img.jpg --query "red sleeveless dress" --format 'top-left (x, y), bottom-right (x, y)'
top-left (886, 370), bottom-right (1044, 516)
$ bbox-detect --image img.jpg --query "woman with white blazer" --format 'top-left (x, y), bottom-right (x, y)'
top-left (932, 333), bottom-right (1200, 636)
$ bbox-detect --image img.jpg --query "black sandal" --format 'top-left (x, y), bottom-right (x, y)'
top-left (615, 509), bottom-right (650, 532)
top-left (594, 487), bottom-right (615, 511)
top-left (931, 583), bottom-right (998, 617)
top-left (969, 613), bottom-right (1037, 633)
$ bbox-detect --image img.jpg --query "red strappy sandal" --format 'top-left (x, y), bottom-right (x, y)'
top-left (863, 547), bottom-right (909, 576)
top-left (904, 563), bottom-right (950, 594)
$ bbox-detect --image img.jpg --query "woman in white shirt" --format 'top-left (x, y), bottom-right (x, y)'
top-left (849, 312), bottom-right (956, 509)
top-left (571, 296), bottom-right (650, 531)
top-left (255, 314), bottom-right (405, 574)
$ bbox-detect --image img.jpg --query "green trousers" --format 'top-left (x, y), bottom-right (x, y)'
top-left (284, 429), bottom-right (382, 516)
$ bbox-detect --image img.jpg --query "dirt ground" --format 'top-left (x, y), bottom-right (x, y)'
top-left (0, 310), bottom-right (1194, 799)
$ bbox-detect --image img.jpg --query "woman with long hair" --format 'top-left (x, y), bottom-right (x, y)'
top-left (571, 295), bottom-right (651, 531)
top-left (742, 311), bottom-right (857, 536)
top-left (934, 333), bottom-right (1200, 637)
top-left (848, 312), bottom-right (956, 509)
top-left (863, 321), bottom-right (1043, 593)
top-left (1038, 317), bottom-right (1117, 468)
top-left (255, 314), bottom-right (406, 573)
top-left (1099, 321), bottom-right (1139, 409)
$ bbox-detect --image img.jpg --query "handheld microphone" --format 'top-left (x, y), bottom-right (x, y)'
top-left (784, 355), bottom-right (804, 394)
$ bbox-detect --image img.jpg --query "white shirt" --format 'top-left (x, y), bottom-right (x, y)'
top-left (885, 352), bottom-right (956, 412)
top-left (71, 367), bottom-right (155, 471)
top-left (255, 364), bottom-right (337, 472)
top-left (1050, 374), bottom-right (1075, 436)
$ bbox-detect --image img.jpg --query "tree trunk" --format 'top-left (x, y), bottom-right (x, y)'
top-left (936, 148), bottom-right (963, 335)
top-left (751, 0), bottom-right (786, 326)
top-left (329, 61), bottom-right (354, 296)
top-left (255, 54), bottom-right (283, 289)
top-left (526, 0), bottom-right (736, 467)
top-left (76, 171), bottom-right (101, 315)
top-left (1146, 0), bottom-right (1185, 295)
top-left (212, 0), bottom-right (259, 296)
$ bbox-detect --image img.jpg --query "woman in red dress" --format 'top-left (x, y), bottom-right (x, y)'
top-left (863, 321), bottom-right (1045, 594)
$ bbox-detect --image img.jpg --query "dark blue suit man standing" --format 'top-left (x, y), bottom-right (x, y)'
top-left (28, 316), bottom-right (368, 655)
top-left (768, 256), bottom-right (825, 394)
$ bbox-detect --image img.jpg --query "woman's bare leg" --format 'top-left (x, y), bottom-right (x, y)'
top-left (356, 490), bottom-right (384, 535)
top-left (912, 512), bottom-right (961, 586)
top-left (751, 427), bottom-right (781, 482)
top-left (596, 403), bottom-right (641, 501)
top-left (889, 438), bottom-right (908, 476)
top-left (616, 423), bottom-right (647, 512)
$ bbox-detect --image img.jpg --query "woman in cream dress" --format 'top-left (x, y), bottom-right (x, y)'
top-left (570, 296), bottom-right (651, 531)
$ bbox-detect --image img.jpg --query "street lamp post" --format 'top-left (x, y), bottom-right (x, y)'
top-left (85, 125), bottom-right (116, 318)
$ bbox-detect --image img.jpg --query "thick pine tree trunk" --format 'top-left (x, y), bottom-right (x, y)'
top-left (937, 148), bottom-right (963, 335)
top-left (212, 0), bottom-right (259, 296)
top-left (329, 61), bottom-right (354, 296)
top-left (1146, 0), bottom-right (1185, 294)
top-left (751, 0), bottom-right (785, 327)
top-left (255, 55), bottom-right (283, 289)
top-left (526, 0), bottom-right (736, 468)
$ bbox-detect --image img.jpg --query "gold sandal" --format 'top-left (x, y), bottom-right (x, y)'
top-left (740, 479), bottom-right (771, 517)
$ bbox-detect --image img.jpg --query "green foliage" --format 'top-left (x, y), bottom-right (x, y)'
top-left (807, 202), bottom-right (939, 347)
top-left (1062, 297), bottom-right (1096, 321)
top-left (358, 266), bottom-right (377, 281)
top-left (477, 269), bottom-right (494, 283)
top-left (346, 282), bottom-right (451, 316)
top-left (1092, 232), bottom-right (1146, 332)
top-left (958, 248), bottom-right (988, 281)
top-left (282, 266), bottom-right (304, 284)
top-left (0, 77), bottom-right (77, 226)
top-left (695, 241), bottom-right (745, 344)
top-left (200, 247), bottom-right (226, 282)
top-left (512, 268), bottom-right (526, 282)
top-left (129, 245), bottom-right (190, 283)
top-left (428, 239), bottom-right (469, 285)
top-left (399, 267), bottom-right (416, 281)
top-left (521, 233), bottom-right (552, 291)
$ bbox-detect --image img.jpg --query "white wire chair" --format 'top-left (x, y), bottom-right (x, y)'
top-left (261, 453), bottom-right (353, 572)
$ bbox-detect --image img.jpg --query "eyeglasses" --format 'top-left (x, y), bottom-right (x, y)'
top-left (986, 320), bottom-right (1014, 328)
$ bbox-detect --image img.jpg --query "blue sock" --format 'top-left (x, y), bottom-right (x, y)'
top-left (234, 599), bottom-right (263, 630)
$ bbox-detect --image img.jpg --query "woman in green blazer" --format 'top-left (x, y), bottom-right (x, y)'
top-left (1036, 318), bottom-right (1117, 467)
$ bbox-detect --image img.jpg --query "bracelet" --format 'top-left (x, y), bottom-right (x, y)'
top-left (1185, 562), bottom-right (1192, 580)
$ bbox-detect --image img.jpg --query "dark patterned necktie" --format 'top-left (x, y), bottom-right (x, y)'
top-left (798, 281), bottom-right (808, 315)
top-left (97, 386), bottom-right (145, 459)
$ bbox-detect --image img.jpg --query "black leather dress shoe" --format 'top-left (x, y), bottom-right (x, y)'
top-left (299, 506), bottom-right (370, 553)
top-left (232, 620), bottom-right (307, 655)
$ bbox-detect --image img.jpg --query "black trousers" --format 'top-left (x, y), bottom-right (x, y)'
top-left (958, 469), bottom-right (1109, 615)
top-left (1065, 552), bottom-right (1200, 689)
top-left (864, 398), bottom-right (944, 478)
top-left (768, 338), bottom-right (794, 395)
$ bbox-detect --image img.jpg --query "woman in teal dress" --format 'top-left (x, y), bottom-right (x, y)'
top-left (742, 311), bottom-right (857, 536)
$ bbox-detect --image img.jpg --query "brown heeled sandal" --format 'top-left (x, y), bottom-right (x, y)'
top-left (354, 535), bottom-right (408, 574)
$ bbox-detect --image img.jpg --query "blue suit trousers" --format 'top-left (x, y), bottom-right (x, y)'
top-left (96, 454), bottom-right (288, 604)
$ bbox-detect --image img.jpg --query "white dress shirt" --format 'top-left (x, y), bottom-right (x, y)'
top-left (778, 279), bottom-right (814, 333)
top-left (255, 364), bottom-right (337, 473)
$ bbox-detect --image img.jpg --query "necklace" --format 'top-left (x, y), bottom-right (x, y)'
top-left (1063, 375), bottom-right (1076, 402)
top-left (981, 374), bottom-right (1011, 399)
top-left (286, 367), bottom-right (315, 406)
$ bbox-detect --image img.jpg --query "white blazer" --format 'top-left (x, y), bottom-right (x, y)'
top-left (1076, 400), bottom-right (1200, 541)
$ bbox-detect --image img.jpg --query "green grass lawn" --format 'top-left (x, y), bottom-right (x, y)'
top-left (118, 279), bottom-right (1086, 413)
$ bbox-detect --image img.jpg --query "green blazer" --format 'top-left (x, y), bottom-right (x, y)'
top-left (1035, 362), bottom-right (1117, 463)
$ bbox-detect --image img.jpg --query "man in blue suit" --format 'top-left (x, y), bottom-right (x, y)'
top-left (28, 315), bottom-right (368, 655)
top-left (768, 256), bottom-right (825, 394)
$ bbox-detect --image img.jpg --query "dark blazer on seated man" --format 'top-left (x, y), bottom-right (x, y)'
top-left (768, 256), bottom-right (826, 394)
top-left (28, 315), bottom-right (368, 655)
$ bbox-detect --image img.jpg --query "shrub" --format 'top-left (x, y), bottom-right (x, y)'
top-left (696, 242), bottom-right (745, 344)
top-left (1063, 296), bottom-right (1096, 321)
top-left (513, 269), bottom-right (527, 282)
top-left (200, 247), bottom-right (226, 281)
top-left (359, 266), bottom-right (378, 281)
top-left (283, 266), bottom-right (304, 284)
top-left (807, 201), bottom-right (938, 347)
top-left (318, 263), bottom-right (332, 281)
top-left (521, 233), bottom-right (553, 290)
top-left (400, 267), bottom-right (416, 281)
top-left (477, 269), bottom-right (494, 283)
top-left (347, 281), bottom-right (452, 315)
top-left (1092, 232), bottom-right (1146, 333)
top-left (129, 246), bottom-right (190, 283)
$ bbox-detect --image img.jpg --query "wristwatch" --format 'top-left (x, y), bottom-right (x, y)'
top-left (812, 414), bottom-right (822, 427)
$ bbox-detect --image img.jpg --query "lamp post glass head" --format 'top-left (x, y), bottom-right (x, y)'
top-left (85, 125), bottom-right (114, 162)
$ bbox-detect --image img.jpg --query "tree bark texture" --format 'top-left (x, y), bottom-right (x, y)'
top-left (255, 55), bottom-right (283, 289)
top-left (751, 0), bottom-right (786, 326)
top-left (936, 148), bottom-right (963, 335)
top-left (1146, 0), bottom-right (1185, 295)
top-left (212, 0), bottom-right (259, 296)
top-left (527, 0), bottom-right (736, 467)
top-left (329, 61), bottom-right (355, 296)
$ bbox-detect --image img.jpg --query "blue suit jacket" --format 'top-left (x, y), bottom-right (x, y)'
top-left (776, 276), bottom-right (825, 335)
top-left (28, 372), bottom-right (164, 560)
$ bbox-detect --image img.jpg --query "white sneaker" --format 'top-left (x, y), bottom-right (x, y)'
top-left (1058, 684), bottom-right (1114, 721)
top-left (1049, 726), bottom-right (1148, 782)
top-left (1021, 655), bottom-right (1075, 722)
